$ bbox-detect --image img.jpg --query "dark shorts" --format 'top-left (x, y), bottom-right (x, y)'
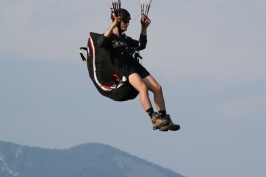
top-left (126, 62), bottom-right (150, 79)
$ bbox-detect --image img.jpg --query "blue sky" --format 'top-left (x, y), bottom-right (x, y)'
top-left (1, 1), bottom-right (266, 177)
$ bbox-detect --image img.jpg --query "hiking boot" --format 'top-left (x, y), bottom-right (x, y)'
top-left (151, 112), bottom-right (169, 130)
top-left (159, 114), bottom-right (180, 131)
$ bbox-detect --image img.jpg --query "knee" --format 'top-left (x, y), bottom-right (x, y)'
top-left (139, 82), bottom-right (148, 93)
top-left (154, 83), bottom-right (163, 94)
top-left (139, 83), bottom-right (149, 93)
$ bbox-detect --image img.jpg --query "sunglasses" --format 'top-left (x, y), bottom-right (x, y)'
top-left (121, 19), bottom-right (130, 24)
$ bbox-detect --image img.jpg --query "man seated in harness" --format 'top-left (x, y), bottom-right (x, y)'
top-left (97, 8), bottom-right (180, 131)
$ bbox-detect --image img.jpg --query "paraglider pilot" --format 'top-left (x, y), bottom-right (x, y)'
top-left (97, 8), bottom-right (180, 131)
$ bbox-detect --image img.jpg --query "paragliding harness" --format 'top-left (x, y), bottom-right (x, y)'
top-left (79, 0), bottom-right (152, 101)
top-left (79, 32), bottom-right (140, 101)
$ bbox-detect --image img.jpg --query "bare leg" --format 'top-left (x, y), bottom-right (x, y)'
top-left (143, 75), bottom-right (166, 111)
top-left (129, 73), bottom-right (152, 110)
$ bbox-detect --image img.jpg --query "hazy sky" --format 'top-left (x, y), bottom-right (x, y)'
top-left (1, 1), bottom-right (266, 177)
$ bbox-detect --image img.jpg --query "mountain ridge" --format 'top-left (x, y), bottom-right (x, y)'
top-left (0, 141), bottom-right (184, 177)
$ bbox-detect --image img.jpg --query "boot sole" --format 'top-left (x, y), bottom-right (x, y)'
top-left (160, 124), bottom-right (180, 131)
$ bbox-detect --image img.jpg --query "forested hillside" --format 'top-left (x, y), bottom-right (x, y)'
top-left (0, 141), bottom-right (184, 177)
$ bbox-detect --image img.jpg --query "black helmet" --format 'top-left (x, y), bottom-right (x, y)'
top-left (111, 8), bottom-right (131, 21)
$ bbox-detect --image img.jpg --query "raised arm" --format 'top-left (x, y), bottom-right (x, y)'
top-left (140, 14), bottom-right (151, 36)
top-left (97, 11), bottom-right (119, 47)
